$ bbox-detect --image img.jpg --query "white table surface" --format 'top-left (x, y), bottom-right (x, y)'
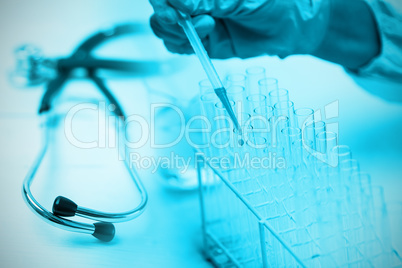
top-left (0, 1), bottom-right (401, 267)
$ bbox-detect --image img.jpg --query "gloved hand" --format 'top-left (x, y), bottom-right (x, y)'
top-left (149, 0), bottom-right (331, 59)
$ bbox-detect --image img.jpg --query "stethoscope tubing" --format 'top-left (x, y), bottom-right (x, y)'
top-left (22, 128), bottom-right (95, 234)
top-left (22, 111), bottom-right (148, 236)
top-left (20, 23), bottom-right (153, 241)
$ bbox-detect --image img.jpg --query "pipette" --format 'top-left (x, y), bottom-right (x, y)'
top-left (176, 11), bottom-right (241, 133)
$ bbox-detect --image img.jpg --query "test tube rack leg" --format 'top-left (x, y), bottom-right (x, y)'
top-left (196, 154), bottom-right (307, 268)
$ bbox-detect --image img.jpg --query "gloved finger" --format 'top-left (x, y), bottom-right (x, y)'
top-left (151, 21), bottom-right (187, 47)
top-left (149, 0), bottom-right (178, 24)
top-left (164, 40), bottom-right (194, 54)
top-left (167, 0), bottom-right (238, 18)
top-left (167, 0), bottom-right (212, 16)
top-left (203, 19), bottom-right (237, 59)
top-left (150, 14), bottom-right (185, 40)
top-left (151, 14), bottom-right (214, 40)
top-left (192, 15), bottom-right (215, 39)
top-left (164, 34), bottom-right (212, 54)
top-left (164, 36), bottom-right (213, 55)
top-left (151, 14), bottom-right (215, 47)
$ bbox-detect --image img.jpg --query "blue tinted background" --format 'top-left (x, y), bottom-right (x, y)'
top-left (0, 0), bottom-right (401, 267)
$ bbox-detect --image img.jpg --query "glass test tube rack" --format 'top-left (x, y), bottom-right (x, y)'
top-left (195, 67), bottom-right (402, 267)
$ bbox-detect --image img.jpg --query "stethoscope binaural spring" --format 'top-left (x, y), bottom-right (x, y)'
top-left (16, 23), bottom-right (163, 242)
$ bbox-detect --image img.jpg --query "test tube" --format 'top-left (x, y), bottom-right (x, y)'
top-left (217, 170), bottom-right (244, 254)
top-left (313, 121), bottom-right (326, 139)
top-left (253, 105), bottom-right (274, 117)
top-left (340, 159), bottom-right (360, 181)
top-left (214, 100), bottom-right (237, 154)
top-left (294, 108), bottom-right (314, 131)
top-left (343, 173), bottom-right (368, 250)
top-left (274, 101), bottom-right (295, 127)
top-left (226, 85), bottom-right (246, 115)
top-left (349, 173), bottom-right (371, 214)
top-left (268, 88), bottom-right (289, 108)
top-left (199, 92), bottom-right (219, 156)
top-left (338, 159), bottom-right (360, 202)
top-left (315, 131), bottom-right (337, 172)
top-left (237, 112), bottom-right (251, 128)
top-left (211, 131), bottom-right (233, 161)
top-left (303, 120), bottom-right (315, 150)
top-left (199, 79), bottom-right (213, 95)
top-left (387, 202), bottom-right (402, 259)
top-left (307, 121), bottom-right (325, 152)
top-left (246, 94), bottom-right (267, 115)
top-left (200, 94), bottom-right (235, 157)
top-left (316, 164), bottom-right (335, 191)
top-left (293, 175), bottom-right (316, 225)
top-left (329, 145), bottom-right (352, 169)
top-left (354, 172), bottom-right (374, 228)
top-left (246, 66), bottom-right (266, 95)
top-left (232, 113), bottom-right (253, 157)
top-left (300, 139), bottom-right (315, 169)
top-left (225, 73), bottom-right (247, 88)
top-left (358, 172), bottom-right (373, 199)
top-left (235, 142), bottom-right (266, 195)
top-left (252, 105), bottom-right (274, 142)
top-left (294, 109), bottom-right (315, 163)
top-left (368, 186), bottom-right (393, 266)
top-left (280, 127), bottom-right (302, 166)
top-left (269, 115), bottom-right (290, 149)
top-left (246, 136), bottom-right (268, 166)
top-left (316, 209), bottom-right (345, 267)
top-left (291, 139), bottom-right (304, 169)
top-left (214, 100), bottom-right (236, 128)
top-left (258, 77), bottom-right (278, 96)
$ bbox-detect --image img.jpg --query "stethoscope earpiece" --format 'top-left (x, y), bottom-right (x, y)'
top-left (92, 222), bottom-right (115, 242)
top-left (52, 196), bottom-right (115, 242)
top-left (53, 196), bottom-right (77, 217)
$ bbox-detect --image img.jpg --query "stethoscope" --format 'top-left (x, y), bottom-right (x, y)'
top-left (13, 23), bottom-right (177, 242)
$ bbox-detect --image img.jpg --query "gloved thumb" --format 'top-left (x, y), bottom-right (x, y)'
top-left (192, 15), bottom-right (215, 39)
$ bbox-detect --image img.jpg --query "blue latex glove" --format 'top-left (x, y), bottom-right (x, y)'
top-left (149, 0), bottom-right (331, 59)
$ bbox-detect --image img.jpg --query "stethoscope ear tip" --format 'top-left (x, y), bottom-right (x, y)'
top-left (53, 196), bottom-right (77, 217)
top-left (52, 196), bottom-right (115, 241)
top-left (92, 222), bottom-right (115, 242)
